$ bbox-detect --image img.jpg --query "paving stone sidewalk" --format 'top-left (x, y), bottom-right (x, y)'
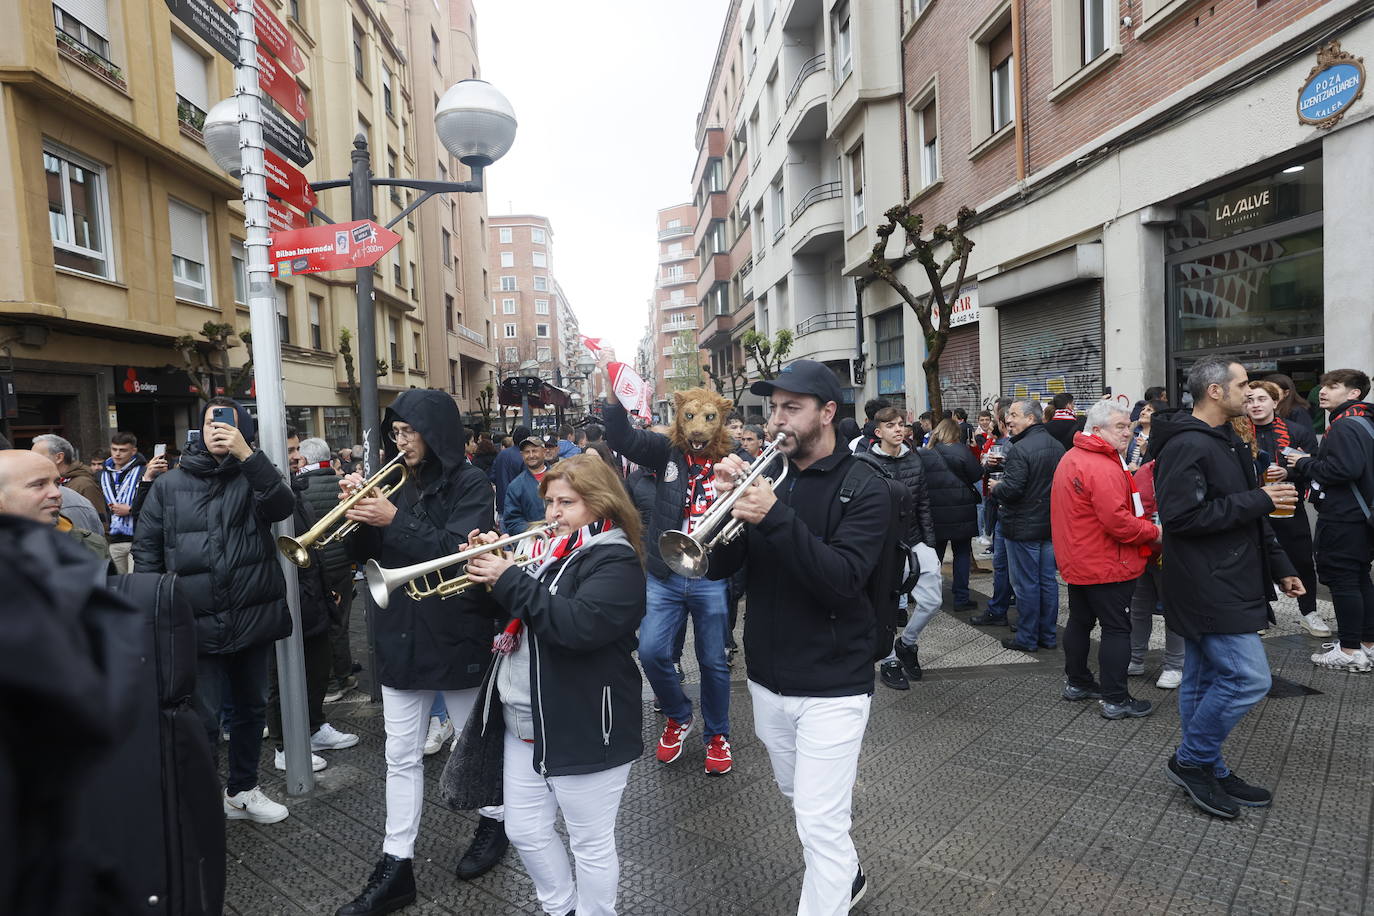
top-left (226, 582), bottom-right (1373, 915)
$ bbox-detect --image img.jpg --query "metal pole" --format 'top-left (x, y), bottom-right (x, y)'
top-left (351, 137), bottom-right (384, 704)
top-left (522, 391), bottom-right (531, 430)
top-left (231, 0), bottom-right (314, 795)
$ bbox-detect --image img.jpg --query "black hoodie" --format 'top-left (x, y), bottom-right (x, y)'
top-left (349, 389), bottom-right (500, 689)
top-left (1151, 410), bottom-right (1297, 640)
top-left (1294, 400), bottom-right (1374, 523)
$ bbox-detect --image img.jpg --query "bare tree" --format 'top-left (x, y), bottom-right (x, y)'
top-left (856, 204), bottom-right (976, 419)
top-left (174, 321), bottom-right (253, 402)
top-left (702, 360), bottom-right (749, 405)
top-left (741, 328), bottom-right (793, 380)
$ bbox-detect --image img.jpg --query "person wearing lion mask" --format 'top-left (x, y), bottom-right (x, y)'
top-left (605, 387), bottom-right (739, 776)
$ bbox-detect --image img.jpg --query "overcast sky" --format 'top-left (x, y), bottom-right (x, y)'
top-left (476, 0), bottom-right (731, 361)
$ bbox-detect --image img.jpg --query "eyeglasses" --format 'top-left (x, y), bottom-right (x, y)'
top-left (387, 426), bottom-right (420, 443)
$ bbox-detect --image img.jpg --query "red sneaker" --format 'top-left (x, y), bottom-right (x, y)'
top-left (704, 734), bottom-right (732, 776)
top-left (656, 717), bottom-right (692, 764)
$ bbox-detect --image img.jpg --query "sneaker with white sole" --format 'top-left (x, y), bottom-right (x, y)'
top-left (1156, 669), bottom-right (1183, 690)
top-left (1311, 643), bottom-right (1372, 672)
top-left (224, 786), bottom-right (289, 823)
top-left (273, 748), bottom-right (326, 772)
top-left (1126, 661), bottom-right (1145, 677)
top-left (1299, 612), bottom-right (1332, 638)
top-left (311, 722), bottom-right (359, 751)
top-left (423, 716), bottom-right (454, 756)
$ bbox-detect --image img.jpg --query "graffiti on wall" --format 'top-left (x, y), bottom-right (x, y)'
top-left (1003, 333), bottom-right (1103, 402)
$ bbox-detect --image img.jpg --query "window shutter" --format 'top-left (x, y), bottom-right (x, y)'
top-left (168, 200), bottom-right (205, 261)
top-left (55, 0), bottom-right (109, 38)
top-left (989, 25), bottom-right (1013, 67)
top-left (171, 34), bottom-right (209, 110)
top-left (922, 102), bottom-right (937, 142)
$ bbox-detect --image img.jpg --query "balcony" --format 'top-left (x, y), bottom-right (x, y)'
top-left (792, 311), bottom-right (856, 362)
top-left (661, 320), bottom-right (699, 333)
top-left (785, 54), bottom-right (827, 109)
top-left (659, 297), bottom-right (697, 310)
top-left (790, 181), bottom-right (844, 256)
top-left (657, 270), bottom-right (697, 289)
top-left (659, 249), bottom-right (693, 264)
top-left (658, 224), bottom-right (692, 241)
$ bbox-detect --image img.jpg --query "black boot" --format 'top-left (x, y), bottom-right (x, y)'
top-left (893, 639), bottom-right (922, 681)
top-left (455, 814), bottom-right (509, 880)
top-left (336, 854), bottom-right (416, 916)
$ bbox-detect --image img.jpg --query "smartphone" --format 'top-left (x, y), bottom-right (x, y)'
top-left (210, 406), bottom-right (236, 427)
top-left (186, 430), bottom-right (201, 447)
top-left (154, 443), bottom-right (167, 457)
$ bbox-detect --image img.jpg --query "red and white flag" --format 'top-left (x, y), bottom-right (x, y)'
top-left (607, 361), bottom-right (653, 420)
top-left (581, 335), bottom-right (604, 356)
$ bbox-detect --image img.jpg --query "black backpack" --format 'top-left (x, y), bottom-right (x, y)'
top-left (838, 451), bottom-right (919, 662)
top-left (1345, 416), bottom-right (1374, 534)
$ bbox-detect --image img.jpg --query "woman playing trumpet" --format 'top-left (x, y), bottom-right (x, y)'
top-left (462, 454), bottom-right (647, 916)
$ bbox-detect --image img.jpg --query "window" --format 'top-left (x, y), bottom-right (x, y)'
top-left (445, 293), bottom-right (455, 331)
top-left (504, 346), bottom-right (519, 362)
top-left (230, 239), bottom-right (247, 303)
top-left (387, 317), bottom-right (400, 366)
top-left (53, 2), bottom-right (111, 61)
top-left (309, 294), bottom-right (323, 349)
top-left (352, 22), bottom-right (365, 81)
top-left (709, 219), bottom-right (729, 254)
top-left (536, 346), bottom-right (551, 362)
top-left (769, 178), bottom-right (785, 239)
top-left (504, 323), bottom-right (517, 338)
top-left (970, 6), bottom-right (1015, 149)
top-left (289, 0), bottom-right (300, 20)
top-left (168, 199), bottom-right (210, 304)
top-left (535, 298), bottom-right (549, 315)
top-left (409, 262), bottom-right (417, 299)
top-left (387, 149), bottom-right (400, 203)
top-left (1082, 0), bottom-right (1109, 63)
top-left (917, 97), bottom-right (939, 188)
top-left (356, 114), bottom-right (370, 149)
top-left (430, 27), bottom-right (440, 65)
top-left (274, 283), bottom-right (290, 343)
top-left (500, 251), bottom-right (514, 267)
top-left (848, 145), bottom-right (865, 231)
top-left (441, 229), bottom-right (452, 268)
top-left (502, 298), bottom-right (516, 314)
top-left (500, 276), bottom-right (517, 291)
top-left (499, 227), bottom-right (512, 243)
top-left (45, 144), bottom-right (112, 278)
top-left (449, 359), bottom-right (459, 394)
top-left (532, 227), bottom-right (546, 244)
top-left (536, 324), bottom-right (550, 338)
top-left (382, 67), bottom-right (394, 117)
top-left (1050, 0), bottom-right (1120, 90)
top-left (412, 332), bottom-right (423, 371)
top-left (171, 34), bottom-right (208, 132)
top-left (833, 1), bottom-right (852, 82)
top-left (989, 26), bottom-right (1014, 134)
top-left (532, 251), bottom-right (547, 268)
top-left (533, 276), bottom-right (548, 292)
top-left (874, 309), bottom-right (905, 397)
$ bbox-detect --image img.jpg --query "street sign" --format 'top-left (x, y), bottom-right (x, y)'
top-left (267, 199), bottom-right (308, 233)
top-left (263, 148), bottom-right (316, 214)
top-left (261, 102), bottom-right (313, 167)
top-left (225, 0), bottom-right (305, 73)
top-left (269, 219), bottom-right (400, 276)
top-left (165, 0), bottom-right (238, 63)
top-left (256, 48), bottom-right (308, 122)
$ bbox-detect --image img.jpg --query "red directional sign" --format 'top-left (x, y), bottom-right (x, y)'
top-left (270, 219), bottom-right (401, 277)
top-left (222, 0), bottom-right (305, 73)
top-left (266, 199), bottom-right (307, 233)
top-left (264, 149), bottom-right (316, 214)
top-left (257, 48), bottom-right (307, 123)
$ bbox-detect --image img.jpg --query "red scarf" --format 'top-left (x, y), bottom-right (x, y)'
top-left (683, 455), bottom-right (716, 533)
top-left (493, 519), bottom-right (615, 654)
top-left (1052, 408), bottom-right (1077, 421)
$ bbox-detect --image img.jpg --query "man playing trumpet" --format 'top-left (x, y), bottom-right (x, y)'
top-left (335, 390), bottom-right (507, 916)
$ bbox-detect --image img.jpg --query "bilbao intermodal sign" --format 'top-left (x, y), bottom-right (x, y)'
top-left (270, 220), bottom-right (401, 276)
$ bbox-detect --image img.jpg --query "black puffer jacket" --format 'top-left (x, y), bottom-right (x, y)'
top-left (291, 477), bottom-right (335, 640)
top-left (1152, 411), bottom-right (1298, 641)
top-left (1295, 400), bottom-right (1374, 522)
top-left (294, 467), bottom-right (352, 582)
top-left (132, 444), bottom-right (295, 655)
top-left (866, 444), bottom-right (935, 546)
top-left (994, 423), bottom-right (1064, 541)
top-left (486, 531), bottom-right (646, 777)
top-left (919, 442), bottom-right (981, 541)
top-left (349, 389), bottom-right (500, 690)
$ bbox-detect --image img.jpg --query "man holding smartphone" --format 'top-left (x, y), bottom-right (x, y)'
top-left (133, 397), bottom-right (297, 824)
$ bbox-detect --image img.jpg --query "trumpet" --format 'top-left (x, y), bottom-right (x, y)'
top-left (658, 433), bottom-right (788, 579)
top-left (277, 451), bottom-right (408, 568)
top-left (365, 522), bottom-right (558, 609)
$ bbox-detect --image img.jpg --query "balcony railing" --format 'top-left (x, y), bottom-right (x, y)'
top-left (659, 250), bottom-right (692, 264)
top-left (785, 53), bottom-right (827, 108)
top-left (456, 324), bottom-right (487, 346)
top-left (657, 270), bottom-right (697, 288)
top-left (55, 18), bottom-right (125, 89)
top-left (661, 321), bottom-right (699, 333)
top-left (660, 297), bottom-right (697, 309)
top-left (791, 181), bottom-right (842, 223)
top-left (657, 225), bottom-right (692, 241)
top-left (796, 311), bottom-right (856, 336)
top-left (738, 254), bottom-right (754, 278)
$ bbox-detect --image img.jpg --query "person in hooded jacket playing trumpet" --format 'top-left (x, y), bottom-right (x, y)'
top-left (462, 453), bottom-right (646, 916)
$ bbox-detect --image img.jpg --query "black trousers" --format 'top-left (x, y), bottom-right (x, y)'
top-left (266, 631), bottom-right (331, 740)
top-left (328, 570), bottom-right (356, 682)
top-left (1270, 512), bottom-right (1317, 614)
top-left (1063, 579), bottom-right (1137, 704)
top-left (196, 644), bottom-right (270, 795)
top-left (1314, 520), bottom-right (1374, 650)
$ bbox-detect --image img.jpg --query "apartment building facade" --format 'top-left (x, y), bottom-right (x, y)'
top-left (487, 214), bottom-right (585, 389)
top-left (649, 202), bottom-right (701, 417)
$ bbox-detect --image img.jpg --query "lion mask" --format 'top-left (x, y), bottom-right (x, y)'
top-left (669, 388), bottom-right (735, 461)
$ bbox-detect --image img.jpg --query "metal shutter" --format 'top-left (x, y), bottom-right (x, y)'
top-left (936, 323), bottom-right (981, 415)
top-left (54, 0), bottom-right (109, 38)
top-left (997, 282), bottom-right (1104, 401)
top-left (171, 34), bottom-right (208, 110)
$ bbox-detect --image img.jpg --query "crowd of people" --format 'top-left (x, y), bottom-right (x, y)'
top-left (2, 352), bottom-right (1372, 916)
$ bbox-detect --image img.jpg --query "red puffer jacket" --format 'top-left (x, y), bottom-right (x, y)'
top-left (1050, 432), bottom-right (1160, 585)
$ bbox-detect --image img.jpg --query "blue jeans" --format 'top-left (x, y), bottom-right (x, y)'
top-left (936, 538), bottom-right (972, 606)
top-left (643, 573), bottom-right (730, 741)
top-left (986, 522), bottom-right (1013, 617)
top-left (1176, 633), bottom-right (1271, 776)
top-left (430, 693), bottom-right (448, 722)
top-left (1006, 538), bottom-right (1059, 648)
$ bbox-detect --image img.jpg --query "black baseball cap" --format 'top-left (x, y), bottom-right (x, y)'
top-left (750, 359), bottom-right (843, 405)
top-left (542, 435), bottom-right (559, 448)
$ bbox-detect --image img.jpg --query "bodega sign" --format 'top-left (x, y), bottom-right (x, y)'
top-left (1297, 41), bottom-right (1365, 129)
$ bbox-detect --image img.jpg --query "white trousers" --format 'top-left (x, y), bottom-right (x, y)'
top-left (502, 728), bottom-right (632, 916)
top-left (888, 542), bottom-right (943, 658)
top-left (748, 680), bottom-right (871, 916)
top-left (380, 685), bottom-right (502, 859)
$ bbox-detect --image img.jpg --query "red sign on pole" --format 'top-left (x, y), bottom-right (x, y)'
top-left (267, 199), bottom-right (307, 233)
top-left (223, 0), bottom-right (305, 73)
top-left (270, 219), bottom-right (401, 277)
top-left (256, 48), bottom-right (308, 123)
top-left (264, 148), bottom-right (316, 214)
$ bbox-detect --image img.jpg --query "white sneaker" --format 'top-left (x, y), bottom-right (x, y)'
top-left (224, 786), bottom-right (289, 824)
top-left (1311, 643), bottom-right (1372, 672)
top-left (977, 536), bottom-right (992, 548)
top-left (423, 716), bottom-right (454, 756)
top-left (273, 748), bottom-right (327, 772)
top-left (1299, 612), bottom-right (1332, 638)
top-left (311, 723), bottom-right (359, 751)
top-left (1156, 669), bottom-right (1183, 690)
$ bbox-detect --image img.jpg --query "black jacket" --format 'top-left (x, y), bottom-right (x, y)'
top-left (294, 466), bottom-right (353, 583)
top-left (994, 423), bottom-right (1064, 542)
top-left (1152, 411), bottom-right (1298, 641)
top-left (1295, 400), bottom-right (1374, 523)
top-left (919, 443), bottom-right (981, 542)
top-left (625, 467), bottom-right (657, 557)
top-left (1044, 416), bottom-right (1082, 452)
top-left (1251, 416), bottom-right (1319, 507)
top-left (487, 534), bottom-right (645, 777)
top-left (349, 390), bottom-right (500, 690)
top-left (132, 445), bottom-right (295, 655)
top-left (604, 401), bottom-right (701, 582)
top-left (866, 444), bottom-right (935, 546)
top-left (291, 477), bottom-right (335, 640)
top-left (707, 439), bottom-right (893, 697)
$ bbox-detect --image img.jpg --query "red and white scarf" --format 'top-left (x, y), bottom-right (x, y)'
top-left (683, 455), bottom-right (716, 533)
top-left (492, 519), bottom-right (616, 655)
